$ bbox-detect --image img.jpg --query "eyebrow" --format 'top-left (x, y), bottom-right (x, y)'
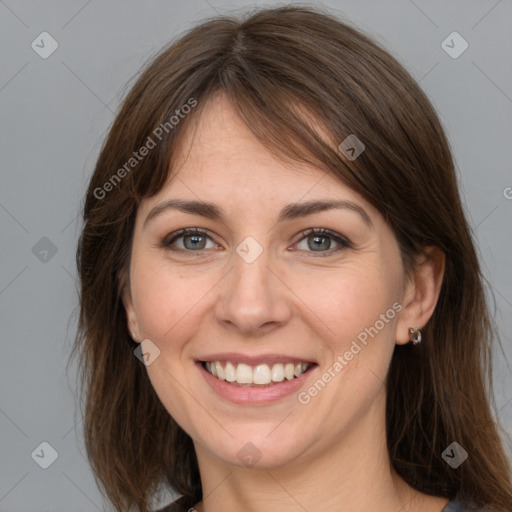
top-left (143, 198), bottom-right (373, 229)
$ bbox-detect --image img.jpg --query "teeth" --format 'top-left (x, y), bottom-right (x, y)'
top-left (271, 363), bottom-right (285, 382)
top-left (215, 361), bottom-right (224, 380)
top-left (236, 363), bottom-right (253, 384)
top-left (204, 360), bottom-right (312, 386)
top-left (253, 364), bottom-right (271, 385)
top-left (225, 361), bottom-right (236, 382)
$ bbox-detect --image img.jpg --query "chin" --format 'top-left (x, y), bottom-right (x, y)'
top-left (198, 425), bottom-right (313, 470)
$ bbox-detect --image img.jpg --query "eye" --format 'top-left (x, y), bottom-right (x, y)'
top-left (293, 228), bottom-right (352, 256)
top-left (160, 227), bottom-right (352, 256)
top-left (161, 228), bottom-right (218, 252)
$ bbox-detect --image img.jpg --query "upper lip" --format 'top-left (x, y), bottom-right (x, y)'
top-left (196, 352), bottom-right (317, 366)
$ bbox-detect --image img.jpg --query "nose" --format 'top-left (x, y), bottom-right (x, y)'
top-left (214, 244), bottom-right (292, 337)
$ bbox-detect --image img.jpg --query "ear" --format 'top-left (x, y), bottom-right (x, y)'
top-left (395, 246), bottom-right (445, 345)
top-left (120, 272), bottom-right (141, 344)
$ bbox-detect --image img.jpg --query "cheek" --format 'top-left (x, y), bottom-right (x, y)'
top-left (130, 254), bottom-right (222, 379)
top-left (291, 266), bottom-right (400, 428)
top-left (131, 258), bottom-right (207, 432)
top-left (131, 254), bottom-right (193, 340)
top-left (296, 262), bottom-right (400, 349)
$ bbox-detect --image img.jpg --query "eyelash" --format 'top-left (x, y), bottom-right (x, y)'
top-left (160, 227), bottom-right (352, 257)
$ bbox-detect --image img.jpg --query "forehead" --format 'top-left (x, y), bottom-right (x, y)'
top-left (172, 95), bottom-right (321, 182)
top-left (139, 94), bottom-right (377, 223)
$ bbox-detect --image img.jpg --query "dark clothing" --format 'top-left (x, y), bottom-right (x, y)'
top-left (156, 496), bottom-right (470, 511)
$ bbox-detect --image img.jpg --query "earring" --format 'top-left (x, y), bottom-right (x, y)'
top-left (409, 327), bottom-right (422, 345)
top-left (130, 329), bottom-right (137, 342)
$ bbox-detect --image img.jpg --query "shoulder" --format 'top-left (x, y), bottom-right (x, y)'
top-left (153, 504), bottom-right (184, 512)
top-left (154, 495), bottom-right (198, 512)
top-left (441, 499), bottom-right (489, 512)
top-left (153, 504), bottom-right (185, 512)
top-left (442, 501), bottom-right (465, 512)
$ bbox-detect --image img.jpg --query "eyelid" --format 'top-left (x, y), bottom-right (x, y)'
top-left (161, 227), bottom-right (215, 250)
top-left (292, 227), bottom-right (352, 254)
top-left (162, 227), bottom-right (209, 242)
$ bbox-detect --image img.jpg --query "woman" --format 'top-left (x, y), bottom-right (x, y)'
top-left (71, 5), bottom-right (512, 512)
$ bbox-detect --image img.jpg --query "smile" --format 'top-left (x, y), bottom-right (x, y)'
top-left (202, 360), bottom-right (313, 387)
top-left (197, 354), bottom-right (318, 405)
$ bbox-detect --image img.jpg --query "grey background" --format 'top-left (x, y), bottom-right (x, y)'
top-left (1, 0), bottom-right (511, 510)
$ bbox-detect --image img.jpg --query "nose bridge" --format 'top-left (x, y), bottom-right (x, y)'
top-left (214, 235), bottom-right (291, 334)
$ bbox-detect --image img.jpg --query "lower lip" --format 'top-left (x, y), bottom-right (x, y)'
top-left (196, 362), bottom-right (317, 406)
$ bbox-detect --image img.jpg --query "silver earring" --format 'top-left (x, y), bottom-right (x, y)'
top-left (409, 327), bottom-right (422, 345)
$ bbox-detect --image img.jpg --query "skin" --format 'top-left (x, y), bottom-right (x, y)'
top-left (123, 94), bottom-right (447, 512)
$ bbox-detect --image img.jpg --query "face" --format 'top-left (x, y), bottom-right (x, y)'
top-left (123, 94), bottom-right (412, 470)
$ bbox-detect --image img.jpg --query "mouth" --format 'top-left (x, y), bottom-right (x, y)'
top-left (200, 360), bottom-right (316, 387)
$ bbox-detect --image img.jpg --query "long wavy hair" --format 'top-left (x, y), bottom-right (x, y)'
top-left (70, 5), bottom-right (512, 512)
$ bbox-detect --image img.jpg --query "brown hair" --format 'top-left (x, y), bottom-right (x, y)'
top-left (71, 5), bottom-right (512, 512)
